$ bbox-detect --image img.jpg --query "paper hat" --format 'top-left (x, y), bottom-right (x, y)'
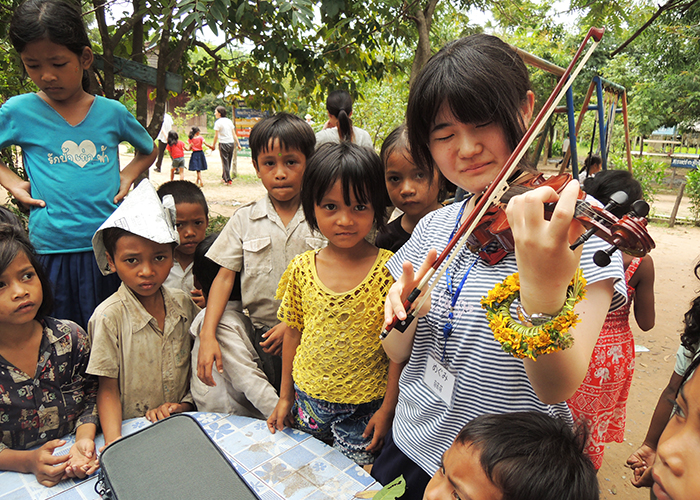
top-left (92, 179), bottom-right (179, 275)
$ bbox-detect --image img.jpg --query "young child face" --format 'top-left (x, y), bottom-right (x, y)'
top-left (20, 38), bottom-right (92, 103)
top-left (174, 203), bottom-right (208, 258)
top-left (423, 441), bottom-right (502, 500)
top-left (314, 179), bottom-right (374, 251)
top-left (106, 234), bottom-right (173, 300)
top-left (0, 251), bottom-right (43, 328)
top-left (385, 150), bottom-right (441, 219)
top-left (254, 139), bottom-right (306, 206)
top-left (652, 369), bottom-right (700, 500)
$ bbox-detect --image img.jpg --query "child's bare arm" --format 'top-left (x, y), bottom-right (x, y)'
top-left (259, 322), bottom-right (286, 356)
top-left (364, 360), bottom-right (405, 453)
top-left (627, 370), bottom-right (683, 487)
top-left (145, 402), bottom-right (194, 422)
top-left (96, 377), bottom-right (123, 447)
top-left (115, 144), bottom-right (157, 203)
top-left (267, 325), bottom-right (301, 433)
top-left (197, 267), bottom-right (236, 386)
top-left (65, 423), bottom-right (98, 479)
top-left (0, 442), bottom-right (70, 487)
top-left (632, 255), bottom-right (655, 331)
top-left (0, 160), bottom-right (45, 208)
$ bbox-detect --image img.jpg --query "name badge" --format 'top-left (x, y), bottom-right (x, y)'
top-left (423, 354), bottom-right (456, 407)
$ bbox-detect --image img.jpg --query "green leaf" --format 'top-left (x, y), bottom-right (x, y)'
top-left (374, 475), bottom-right (406, 500)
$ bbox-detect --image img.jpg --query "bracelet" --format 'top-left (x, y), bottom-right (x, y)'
top-left (480, 269), bottom-right (587, 360)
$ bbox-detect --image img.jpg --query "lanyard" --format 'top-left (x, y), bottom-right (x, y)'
top-left (442, 198), bottom-right (479, 362)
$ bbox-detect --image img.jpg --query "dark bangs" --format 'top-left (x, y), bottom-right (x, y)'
top-left (407, 34), bottom-right (532, 175)
top-left (250, 113), bottom-right (316, 162)
top-left (302, 142), bottom-right (388, 232)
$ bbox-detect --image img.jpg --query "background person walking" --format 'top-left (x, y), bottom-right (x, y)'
top-left (210, 106), bottom-right (241, 184)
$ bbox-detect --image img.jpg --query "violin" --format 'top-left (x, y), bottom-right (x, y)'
top-left (466, 171), bottom-right (656, 266)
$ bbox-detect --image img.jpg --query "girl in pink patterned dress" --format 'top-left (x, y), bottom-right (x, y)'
top-left (567, 170), bottom-right (656, 469)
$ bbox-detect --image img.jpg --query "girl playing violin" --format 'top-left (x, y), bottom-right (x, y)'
top-left (372, 34), bottom-right (627, 499)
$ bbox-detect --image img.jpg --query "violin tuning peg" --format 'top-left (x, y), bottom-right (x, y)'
top-left (593, 245), bottom-right (617, 267)
top-left (606, 191), bottom-right (628, 210)
top-left (631, 199), bottom-right (650, 218)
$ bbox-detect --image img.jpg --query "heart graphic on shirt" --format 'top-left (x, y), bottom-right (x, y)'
top-left (61, 140), bottom-right (97, 168)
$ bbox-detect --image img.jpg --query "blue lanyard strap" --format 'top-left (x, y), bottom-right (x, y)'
top-left (442, 197), bottom-right (478, 363)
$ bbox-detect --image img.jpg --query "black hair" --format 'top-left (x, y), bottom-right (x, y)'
top-left (157, 180), bottom-right (209, 220)
top-left (380, 123), bottom-right (450, 203)
top-left (302, 142), bottom-right (389, 232)
top-left (215, 106), bottom-right (227, 117)
top-left (249, 112), bottom-right (316, 165)
top-left (326, 90), bottom-right (355, 142)
top-left (167, 131), bottom-right (179, 147)
top-left (189, 126), bottom-right (200, 140)
top-left (10, 0), bottom-right (92, 92)
top-left (455, 412), bottom-right (598, 500)
top-left (101, 227), bottom-right (132, 259)
top-left (192, 233), bottom-right (241, 301)
top-left (0, 223), bottom-right (54, 319)
top-left (0, 206), bottom-right (25, 229)
top-left (582, 169), bottom-right (644, 218)
top-left (406, 34), bottom-right (532, 176)
top-left (681, 262), bottom-right (700, 355)
top-left (581, 154), bottom-right (603, 175)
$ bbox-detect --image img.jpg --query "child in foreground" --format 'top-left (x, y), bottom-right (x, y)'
top-left (189, 234), bottom-right (279, 418)
top-left (567, 169), bottom-right (656, 468)
top-left (157, 180), bottom-right (208, 308)
top-left (375, 123), bottom-right (445, 253)
top-left (1, 0), bottom-right (157, 328)
top-left (627, 261), bottom-right (699, 489)
top-left (167, 131), bottom-right (189, 181)
top-left (423, 412), bottom-right (598, 500)
top-left (197, 113), bottom-right (324, 392)
top-left (267, 142), bottom-right (401, 465)
top-left (647, 352), bottom-right (700, 500)
top-left (0, 222), bottom-right (99, 487)
top-left (87, 180), bottom-right (198, 447)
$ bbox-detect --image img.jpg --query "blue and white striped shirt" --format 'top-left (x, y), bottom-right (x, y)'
top-left (386, 200), bottom-right (626, 475)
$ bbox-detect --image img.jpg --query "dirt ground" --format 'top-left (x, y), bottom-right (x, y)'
top-left (153, 152), bottom-right (697, 499)
top-left (7, 149), bottom-right (688, 498)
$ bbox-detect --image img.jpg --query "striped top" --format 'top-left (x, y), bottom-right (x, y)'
top-left (386, 200), bottom-right (627, 475)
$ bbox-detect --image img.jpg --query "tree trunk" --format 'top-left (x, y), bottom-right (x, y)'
top-left (132, 0), bottom-right (149, 184)
top-left (408, 0), bottom-right (440, 87)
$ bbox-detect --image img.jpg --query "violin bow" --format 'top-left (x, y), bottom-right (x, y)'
top-left (381, 27), bottom-right (605, 340)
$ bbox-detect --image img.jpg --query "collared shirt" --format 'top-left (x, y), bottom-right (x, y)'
top-left (87, 284), bottom-right (198, 419)
top-left (0, 318), bottom-right (98, 452)
top-left (164, 260), bottom-right (194, 296)
top-left (206, 195), bottom-right (326, 329)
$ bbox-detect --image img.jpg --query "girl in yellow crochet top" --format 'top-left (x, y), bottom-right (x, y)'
top-left (266, 142), bottom-right (402, 465)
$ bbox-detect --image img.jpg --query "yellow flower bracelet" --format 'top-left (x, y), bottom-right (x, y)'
top-left (480, 269), bottom-right (587, 361)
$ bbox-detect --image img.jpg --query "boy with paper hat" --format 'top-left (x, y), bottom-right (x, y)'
top-left (86, 180), bottom-right (199, 447)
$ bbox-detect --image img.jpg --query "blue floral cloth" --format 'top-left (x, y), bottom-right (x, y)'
top-left (0, 317), bottom-right (98, 452)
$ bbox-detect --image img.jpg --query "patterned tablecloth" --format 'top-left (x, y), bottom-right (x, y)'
top-left (0, 412), bottom-right (380, 500)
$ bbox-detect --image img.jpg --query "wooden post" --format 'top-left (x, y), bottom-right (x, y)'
top-left (669, 180), bottom-right (686, 228)
top-left (622, 91), bottom-right (633, 172)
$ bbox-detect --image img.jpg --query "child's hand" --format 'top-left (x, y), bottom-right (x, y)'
top-left (197, 334), bottom-right (223, 386)
top-left (9, 180), bottom-right (45, 209)
top-left (145, 402), bottom-right (191, 422)
top-left (190, 288), bottom-right (206, 308)
top-left (267, 397), bottom-right (294, 434)
top-left (65, 438), bottom-right (99, 478)
top-left (30, 440), bottom-right (70, 487)
top-left (363, 406), bottom-right (394, 453)
top-left (626, 444), bottom-right (656, 487)
top-left (260, 323), bottom-right (285, 356)
top-left (384, 249), bottom-right (438, 328)
top-left (115, 171), bottom-right (133, 204)
top-left (99, 435), bottom-right (123, 453)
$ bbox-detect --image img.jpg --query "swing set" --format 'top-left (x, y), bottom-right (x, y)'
top-left (513, 45), bottom-right (633, 179)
